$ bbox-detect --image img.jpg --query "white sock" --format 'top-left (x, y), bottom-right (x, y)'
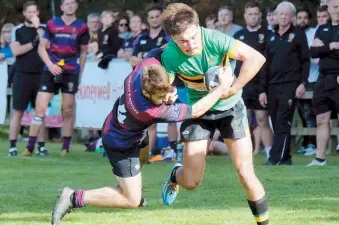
top-left (264, 146), bottom-right (271, 160)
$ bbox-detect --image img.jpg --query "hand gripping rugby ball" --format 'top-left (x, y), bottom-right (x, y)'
top-left (204, 65), bottom-right (233, 91)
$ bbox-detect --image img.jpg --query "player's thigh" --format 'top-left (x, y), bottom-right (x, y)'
top-left (254, 109), bottom-right (269, 125)
top-left (180, 119), bottom-right (213, 180)
top-left (116, 174), bottom-right (142, 205)
top-left (105, 145), bottom-right (142, 201)
top-left (225, 136), bottom-right (253, 170)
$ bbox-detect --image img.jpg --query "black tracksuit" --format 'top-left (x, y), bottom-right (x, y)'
top-left (310, 23), bottom-right (339, 115)
top-left (260, 25), bottom-right (310, 164)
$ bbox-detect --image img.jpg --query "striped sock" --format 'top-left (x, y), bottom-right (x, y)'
top-left (72, 190), bottom-right (85, 208)
top-left (248, 195), bottom-right (269, 225)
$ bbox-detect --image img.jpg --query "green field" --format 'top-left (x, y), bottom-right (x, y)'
top-left (0, 139), bottom-right (338, 225)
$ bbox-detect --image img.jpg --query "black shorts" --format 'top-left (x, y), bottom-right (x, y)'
top-left (242, 84), bottom-right (266, 111)
top-left (40, 71), bottom-right (79, 95)
top-left (244, 98), bottom-right (266, 111)
top-left (103, 131), bottom-right (149, 178)
top-left (312, 77), bottom-right (339, 116)
top-left (180, 100), bottom-right (250, 142)
top-left (105, 146), bottom-right (141, 178)
top-left (12, 72), bottom-right (41, 111)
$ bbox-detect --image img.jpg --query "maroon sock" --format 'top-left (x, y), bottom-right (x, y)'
top-left (27, 136), bottom-right (37, 153)
top-left (72, 190), bottom-right (85, 208)
top-left (62, 136), bottom-right (72, 151)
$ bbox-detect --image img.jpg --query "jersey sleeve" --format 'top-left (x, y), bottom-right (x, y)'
top-left (212, 29), bottom-right (239, 57)
top-left (145, 103), bottom-right (192, 122)
top-left (15, 29), bottom-right (22, 44)
top-left (43, 20), bottom-right (53, 41)
top-left (11, 26), bottom-right (19, 42)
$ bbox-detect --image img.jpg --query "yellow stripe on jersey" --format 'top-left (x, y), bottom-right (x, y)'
top-left (227, 40), bottom-right (241, 59)
top-left (178, 73), bottom-right (205, 81)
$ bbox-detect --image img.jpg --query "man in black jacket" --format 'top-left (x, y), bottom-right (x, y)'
top-left (307, 0), bottom-right (339, 167)
top-left (259, 1), bottom-right (310, 165)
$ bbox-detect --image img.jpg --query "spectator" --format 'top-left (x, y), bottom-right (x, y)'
top-left (259, 1), bottom-right (310, 166)
top-left (8, 1), bottom-right (46, 156)
top-left (234, 1), bottom-right (273, 158)
top-left (23, 0), bottom-right (89, 157)
top-left (125, 9), bottom-right (134, 18)
top-left (0, 23), bottom-right (15, 63)
top-left (1, 23), bottom-right (15, 114)
top-left (130, 5), bottom-right (170, 67)
top-left (266, 5), bottom-right (277, 30)
top-left (87, 13), bottom-right (101, 42)
top-left (308, 0), bottom-right (339, 166)
top-left (295, 8), bottom-right (318, 156)
top-left (205, 14), bottom-right (217, 29)
top-left (118, 14), bottom-right (142, 61)
top-left (95, 10), bottom-right (121, 60)
top-left (317, 5), bottom-right (330, 26)
top-left (117, 16), bottom-right (132, 40)
top-left (217, 6), bottom-right (242, 37)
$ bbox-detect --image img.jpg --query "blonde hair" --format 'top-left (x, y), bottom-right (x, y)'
top-left (1, 23), bottom-right (14, 48)
top-left (101, 10), bottom-right (114, 19)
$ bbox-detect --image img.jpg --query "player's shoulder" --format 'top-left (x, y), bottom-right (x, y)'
top-left (145, 48), bottom-right (164, 62)
top-left (162, 40), bottom-right (177, 58)
top-left (233, 28), bottom-right (245, 39)
top-left (317, 24), bottom-right (330, 32)
top-left (15, 24), bottom-right (25, 33)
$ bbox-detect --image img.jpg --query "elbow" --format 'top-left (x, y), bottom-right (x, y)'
top-left (246, 50), bottom-right (266, 67)
top-left (10, 48), bottom-right (19, 57)
top-left (12, 51), bottom-right (18, 57)
top-left (256, 52), bottom-right (266, 66)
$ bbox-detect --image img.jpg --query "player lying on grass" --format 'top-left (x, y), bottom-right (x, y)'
top-left (51, 55), bottom-right (234, 225)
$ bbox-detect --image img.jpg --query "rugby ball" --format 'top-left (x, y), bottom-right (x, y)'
top-left (204, 66), bottom-right (233, 91)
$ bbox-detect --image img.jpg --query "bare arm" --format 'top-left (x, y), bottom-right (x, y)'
top-left (10, 42), bottom-right (34, 57)
top-left (227, 40), bottom-right (266, 96)
top-left (191, 84), bottom-right (228, 118)
top-left (79, 45), bottom-right (87, 77)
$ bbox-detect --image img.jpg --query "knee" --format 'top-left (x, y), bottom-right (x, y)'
top-left (183, 177), bottom-right (201, 190)
top-left (256, 116), bottom-right (268, 127)
top-left (316, 115), bottom-right (330, 127)
top-left (62, 106), bottom-right (74, 119)
top-left (235, 164), bottom-right (256, 187)
top-left (127, 198), bottom-right (141, 209)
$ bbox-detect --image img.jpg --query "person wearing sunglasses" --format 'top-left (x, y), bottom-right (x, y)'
top-left (118, 16), bottom-right (132, 40)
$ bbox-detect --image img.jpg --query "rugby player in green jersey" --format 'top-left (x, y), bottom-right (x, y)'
top-left (161, 3), bottom-right (269, 225)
